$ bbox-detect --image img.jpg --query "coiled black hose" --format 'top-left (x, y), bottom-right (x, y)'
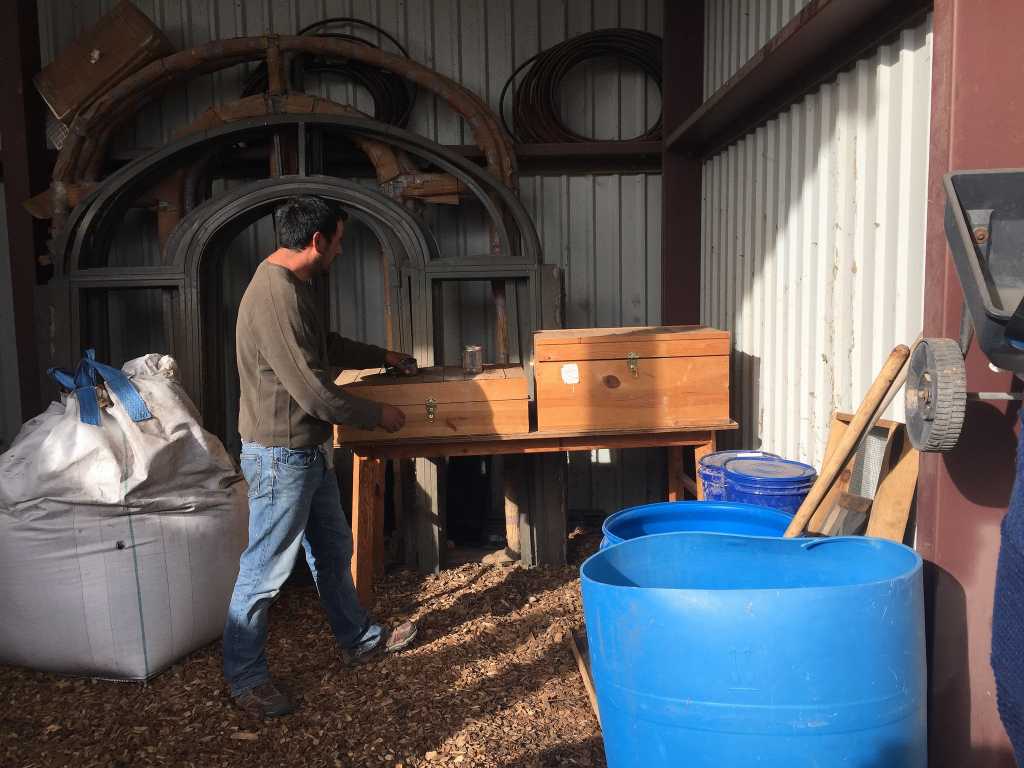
top-left (242, 17), bottom-right (416, 128)
top-left (499, 28), bottom-right (663, 143)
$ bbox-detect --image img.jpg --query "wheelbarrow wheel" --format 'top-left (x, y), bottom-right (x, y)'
top-left (905, 337), bottom-right (967, 452)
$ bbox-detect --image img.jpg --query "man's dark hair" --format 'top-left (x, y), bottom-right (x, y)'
top-left (274, 196), bottom-right (349, 250)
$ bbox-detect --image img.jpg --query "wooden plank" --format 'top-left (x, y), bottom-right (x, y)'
top-left (343, 425), bottom-right (738, 459)
top-left (413, 457), bottom-right (446, 575)
top-left (817, 492), bottom-right (872, 537)
top-left (398, 458), bottom-right (418, 568)
top-left (667, 447), bottom-right (685, 502)
top-left (374, 461), bottom-right (387, 579)
top-left (535, 338), bottom-right (731, 362)
top-left (694, 434), bottom-right (717, 500)
top-left (785, 346), bottom-right (910, 538)
top-left (866, 436), bottom-right (920, 542)
top-left (530, 452), bottom-right (567, 567)
top-left (536, 356), bottom-right (730, 431)
top-left (351, 455), bottom-right (384, 606)
top-left (568, 630), bottom-right (601, 727)
top-left (535, 325), bottom-right (727, 344)
top-left (505, 455), bottom-right (533, 566)
top-left (502, 456), bottom-right (522, 558)
top-left (679, 472), bottom-right (699, 498)
top-left (807, 416), bottom-right (853, 535)
top-left (336, 366), bottom-right (528, 405)
top-left (808, 413), bottom-right (902, 534)
top-left (337, 400), bottom-right (530, 443)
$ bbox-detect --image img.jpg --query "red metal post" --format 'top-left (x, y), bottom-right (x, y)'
top-left (0, 0), bottom-right (46, 419)
top-left (920, 2), bottom-right (1024, 764)
top-left (661, 0), bottom-right (704, 325)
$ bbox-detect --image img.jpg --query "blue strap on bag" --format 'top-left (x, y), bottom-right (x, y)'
top-left (47, 349), bottom-right (153, 426)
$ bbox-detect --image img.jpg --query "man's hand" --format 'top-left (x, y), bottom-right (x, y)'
top-left (383, 350), bottom-right (418, 376)
top-left (378, 404), bottom-right (406, 433)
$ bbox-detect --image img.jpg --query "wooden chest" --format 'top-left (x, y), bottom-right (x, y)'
top-left (533, 325), bottom-right (731, 432)
top-left (333, 365), bottom-right (529, 443)
top-left (34, 1), bottom-right (173, 122)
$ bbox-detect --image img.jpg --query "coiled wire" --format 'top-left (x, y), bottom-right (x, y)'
top-left (500, 28), bottom-right (662, 143)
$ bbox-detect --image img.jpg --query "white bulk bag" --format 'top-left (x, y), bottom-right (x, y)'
top-left (0, 353), bottom-right (248, 680)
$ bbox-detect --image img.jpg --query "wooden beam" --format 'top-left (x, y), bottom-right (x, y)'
top-left (679, 472), bottom-right (699, 499)
top-left (342, 423), bottom-right (738, 460)
top-left (502, 456), bottom-right (522, 558)
top-left (693, 434), bottom-right (716, 500)
top-left (0, 0), bottom-right (47, 418)
top-left (568, 630), bottom-right (601, 727)
top-left (351, 455), bottom-right (385, 606)
top-left (866, 435), bottom-right (919, 543)
top-left (666, 446), bottom-right (685, 501)
top-left (413, 456), bottom-right (446, 575)
top-left (515, 452), bottom-right (567, 569)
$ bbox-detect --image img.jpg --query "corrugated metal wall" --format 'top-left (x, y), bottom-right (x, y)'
top-left (700, 16), bottom-right (933, 467)
top-left (703, 0), bottom-right (812, 97)
top-left (35, 0), bottom-right (665, 515)
top-left (0, 184), bottom-right (23, 452)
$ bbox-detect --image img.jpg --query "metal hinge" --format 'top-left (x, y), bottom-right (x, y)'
top-left (425, 397), bottom-right (437, 423)
top-left (627, 351), bottom-right (640, 377)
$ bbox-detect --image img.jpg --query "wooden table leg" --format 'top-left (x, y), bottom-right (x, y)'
top-left (501, 456), bottom-right (522, 559)
top-left (351, 455), bottom-right (384, 606)
top-left (374, 460), bottom-right (387, 578)
top-left (667, 447), bottom-right (684, 501)
top-left (694, 434), bottom-right (717, 500)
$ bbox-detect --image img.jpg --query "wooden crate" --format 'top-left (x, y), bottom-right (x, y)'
top-left (534, 325), bottom-right (731, 431)
top-left (34, 1), bottom-right (173, 122)
top-left (334, 365), bottom-right (529, 443)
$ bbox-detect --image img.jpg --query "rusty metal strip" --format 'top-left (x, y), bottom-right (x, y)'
top-left (55, 35), bottom-right (515, 189)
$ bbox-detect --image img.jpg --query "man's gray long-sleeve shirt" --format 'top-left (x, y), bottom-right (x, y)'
top-left (236, 260), bottom-right (386, 448)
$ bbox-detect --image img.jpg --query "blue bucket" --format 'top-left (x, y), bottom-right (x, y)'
top-left (581, 533), bottom-right (926, 767)
top-left (697, 450), bottom-right (781, 500)
top-left (724, 457), bottom-right (817, 515)
top-left (600, 500), bottom-right (791, 549)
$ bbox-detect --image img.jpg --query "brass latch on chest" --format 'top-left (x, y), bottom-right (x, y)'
top-left (425, 398), bottom-right (438, 423)
top-left (627, 352), bottom-right (640, 377)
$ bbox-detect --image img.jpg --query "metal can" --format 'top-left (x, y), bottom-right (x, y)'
top-left (462, 344), bottom-right (483, 374)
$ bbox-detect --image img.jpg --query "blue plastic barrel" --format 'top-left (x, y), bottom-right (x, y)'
top-left (724, 457), bottom-right (817, 515)
top-left (581, 533), bottom-right (926, 767)
top-left (697, 450), bottom-right (781, 500)
top-left (600, 500), bottom-right (790, 549)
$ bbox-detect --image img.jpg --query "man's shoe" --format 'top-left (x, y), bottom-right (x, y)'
top-left (231, 679), bottom-right (296, 718)
top-left (385, 620), bottom-right (418, 653)
top-left (341, 620), bottom-right (418, 666)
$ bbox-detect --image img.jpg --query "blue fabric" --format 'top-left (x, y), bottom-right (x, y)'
top-left (222, 441), bottom-right (379, 695)
top-left (47, 349), bottom-right (152, 426)
top-left (993, 410), bottom-right (1024, 764)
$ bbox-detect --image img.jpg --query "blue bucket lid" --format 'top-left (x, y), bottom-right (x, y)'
top-left (724, 457), bottom-right (817, 484)
top-left (699, 449), bottom-right (781, 470)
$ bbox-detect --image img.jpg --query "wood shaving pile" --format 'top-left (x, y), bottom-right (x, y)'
top-left (1, 529), bottom-right (606, 768)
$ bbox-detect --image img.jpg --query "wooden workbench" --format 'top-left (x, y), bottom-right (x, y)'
top-left (341, 420), bottom-right (738, 603)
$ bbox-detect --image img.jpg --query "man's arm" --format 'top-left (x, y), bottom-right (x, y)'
top-left (327, 332), bottom-right (418, 375)
top-left (257, 279), bottom-right (382, 429)
top-left (326, 332), bottom-right (389, 370)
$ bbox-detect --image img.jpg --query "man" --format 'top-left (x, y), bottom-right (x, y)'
top-left (224, 195), bottom-right (418, 717)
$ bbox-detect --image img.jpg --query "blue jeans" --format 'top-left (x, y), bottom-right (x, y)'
top-left (223, 442), bottom-right (379, 694)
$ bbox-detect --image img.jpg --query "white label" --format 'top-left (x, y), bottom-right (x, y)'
top-left (561, 363), bottom-right (580, 385)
